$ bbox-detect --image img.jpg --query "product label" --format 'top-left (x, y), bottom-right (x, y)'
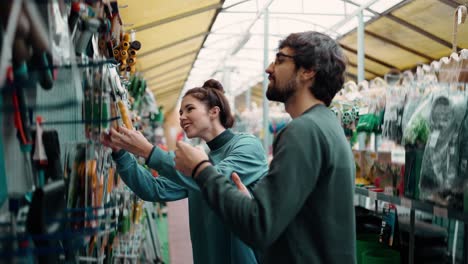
top-left (384, 187), bottom-right (394, 196)
top-left (359, 107), bottom-right (369, 115)
top-left (433, 206), bottom-right (448, 218)
top-left (400, 197), bottom-right (412, 209)
top-left (458, 8), bottom-right (463, 25)
top-left (429, 130), bottom-right (440, 148)
top-left (391, 149), bottom-right (405, 164)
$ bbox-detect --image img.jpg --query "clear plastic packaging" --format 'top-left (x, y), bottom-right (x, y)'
top-left (419, 91), bottom-right (468, 206)
top-left (381, 83), bottom-right (407, 144)
top-left (402, 94), bottom-right (433, 147)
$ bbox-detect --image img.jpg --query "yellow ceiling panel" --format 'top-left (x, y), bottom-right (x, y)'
top-left (154, 89), bottom-right (183, 106)
top-left (336, 0), bottom-right (467, 85)
top-left (153, 81), bottom-right (186, 95)
top-left (119, 1), bottom-right (222, 110)
top-left (143, 54), bottom-right (197, 78)
top-left (148, 75), bottom-right (187, 89)
top-left (140, 49), bottom-right (199, 74)
top-left (138, 36), bottom-right (205, 70)
top-left (343, 50), bottom-right (390, 76)
top-left (119, 0), bottom-right (219, 30)
top-left (157, 95), bottom-right (181, 109)
top-left (366, 17), bottom-right (451, 60)
top-left (392, 0), bottom-right (468, 47)
top-left (157, 90), bottom-right (182, 101)
top-left (346, 65), bottom-right (376, 80)
top-left (146, 68), bottom-right (191, 84)
top-left (132, 11), bottom-right (215, 56)
top-left (341, 32), bottom-right (430, 69)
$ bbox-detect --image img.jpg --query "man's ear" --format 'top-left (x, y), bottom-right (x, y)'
top-left (209, 106), bottom-right (220, 119)
top-left (300, 68), bottom-right (316, 81)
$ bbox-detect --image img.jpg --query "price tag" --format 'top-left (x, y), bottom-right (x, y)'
top-left (458, 8), bottom-right (463, 25)
top-left (400, 197), bottom-right (412, 209)
top-left (433, 206), bottom-right (448, 218)
top-left (384, 187), bottom-right (394, 196)
top-left (429, 130), bottom-right (440, 148)
top-left (369, 191), bottom-right (377, 201)
top-left (359, 107), bottom-right (369, 115)
top-left (353, 151), bottom-right (361, 160)
top-left (378, 152), bottom-right (392, 164)
top-left (450, 147), bottom-right (455, 155)
top-left (391, 149), bottom-right (405, 164)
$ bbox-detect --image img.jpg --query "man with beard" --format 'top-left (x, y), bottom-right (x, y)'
top-left (173, 31), bottom-right (356, 263)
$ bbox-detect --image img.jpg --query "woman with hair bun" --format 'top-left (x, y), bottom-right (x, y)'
top-left (102, 79), bottom-right (267, 264)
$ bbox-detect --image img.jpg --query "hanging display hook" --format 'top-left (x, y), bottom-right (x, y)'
top-left (452, 5), bottom-right (467, 53)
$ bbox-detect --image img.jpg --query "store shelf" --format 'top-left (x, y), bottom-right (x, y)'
top-left (355, 187), bottom-right (468, 222)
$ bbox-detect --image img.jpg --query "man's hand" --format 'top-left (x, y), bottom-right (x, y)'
top-left (174, 141), bottom-right (209, 177)
top-left (231, 172), bottom-right (252, 198)
top-left (104, 126), bottom-right (154, 159)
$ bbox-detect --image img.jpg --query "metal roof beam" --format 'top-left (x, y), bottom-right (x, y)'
top-left (154, 87), bottom-right (183, 98)
top-left (145, 68), bottom-right (189, 83)
top-left (340, 43), bottom-right (397, 69)
top-left (141, 50), bottom-right (198, 73)
top-left (327, 0), bottom-right (380, 33)
top-left (347, 61), bottom-right (381, 76)
top-left (133, 2), bottom-right (223, 32)
top-left (148, 76), bottom-right (187, 89)
top-left (342, 0), bottom-right (456, 49)
top-left (157, 94), bottom-right (180, 103)
top-left (146, 71), bottom-right (189, 84)
top-left (210, 0), bottom-right (275, 77)
top-left (222, 11), bottom-right (373, 17)
top-left (143, 61), bottom-right (194, 77)
top-left (139, 31), bottom-right (207, 58)
top-left (385, 14), bottom-right (455, 49)
top-left (176, 0), bottom-right (226, 106)
top-left (223, 0), bottom-right (252, 11)
top-left (151, 80), bottom-right (184, 93)
top-left (438, 0), bottom-right (462, 8)
top-left (364, 30), bottom-right (435, 61)
top-left (152, 84), bottom-right (185, 96)
top-left (346, 72), bottom-right (358, 80)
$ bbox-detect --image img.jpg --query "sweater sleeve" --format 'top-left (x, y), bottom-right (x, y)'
top-left (145, 139), bottom-right (268, 192)
top-left (113, 150), bottom-right (188, 202)
top-left (195, 121), bottom-right (324, 249)
top-left (215, 136), bottom-right (268, 186)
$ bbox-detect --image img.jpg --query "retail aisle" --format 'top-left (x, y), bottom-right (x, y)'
top-left (155, 214), bottom-right (170, 263)
top-left (167, 199), bottom-right (193, 264)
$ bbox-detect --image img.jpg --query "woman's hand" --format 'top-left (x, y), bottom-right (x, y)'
top-left (105, 126), bottom-right (154, 159)
top-left (101, 131), bottom-right (121, 152)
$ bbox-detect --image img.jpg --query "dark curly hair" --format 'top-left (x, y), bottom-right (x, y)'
top-left (279, 31), bottom-right (347, 106)
top-left (183, 79), bottom-right (235, 128)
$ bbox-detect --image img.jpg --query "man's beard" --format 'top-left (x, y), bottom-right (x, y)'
top-left (266, 78), bottom-right (298, 103)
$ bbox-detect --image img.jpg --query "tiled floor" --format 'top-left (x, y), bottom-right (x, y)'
top-left (167, 199), bottom-right (193, 264)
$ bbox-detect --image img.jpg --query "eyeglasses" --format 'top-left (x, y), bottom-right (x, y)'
top-left (274, 52), bottom-right (296, 65)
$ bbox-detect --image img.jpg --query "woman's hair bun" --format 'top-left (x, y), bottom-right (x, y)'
top-left (202, 79), bottom-right (224, 93)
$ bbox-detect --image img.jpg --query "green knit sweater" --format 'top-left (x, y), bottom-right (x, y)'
top-left (113, 129), bottom-right (268, 264)
top-left (196, 105), bottom-right (357, 263)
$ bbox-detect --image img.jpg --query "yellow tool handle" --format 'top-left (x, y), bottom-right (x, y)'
top-left (117, 101), bottom-right (133, 129)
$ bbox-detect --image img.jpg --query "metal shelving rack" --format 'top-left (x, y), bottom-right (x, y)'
top-left (355, 187), bottom-right (468, 264)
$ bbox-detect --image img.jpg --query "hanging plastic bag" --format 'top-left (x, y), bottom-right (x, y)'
top-left (419, 91), bottom-right (468, 206)
top-left (402, 93), bottom-right (433, 147)
top-left (382, 85), bottom-right (406, 144)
